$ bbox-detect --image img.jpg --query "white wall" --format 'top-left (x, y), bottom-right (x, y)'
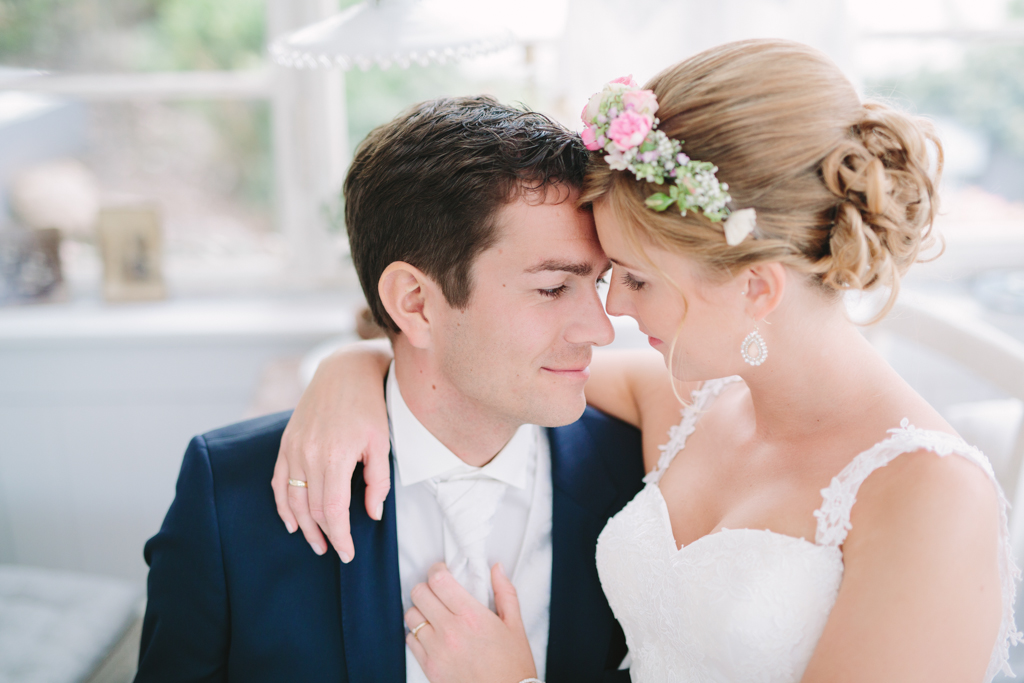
top-left (0, 296), bottom-right (356, 583)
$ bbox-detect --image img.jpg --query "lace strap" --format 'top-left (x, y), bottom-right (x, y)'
top-left (813, 418), bottom-right (1022, 679)
top-left (644, 376), bottom-right (741, 485)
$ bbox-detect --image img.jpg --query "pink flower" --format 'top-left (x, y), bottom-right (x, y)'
top-left (607, 110), bottom-right (651, 151)
top-left (580, 125), bottom-right (602, 151)
top-left (622, 89), bottom-right (658, 117)
top-left (610, 75), bottom-right (638, 87)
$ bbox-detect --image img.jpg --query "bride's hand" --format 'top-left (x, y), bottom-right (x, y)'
top-left (270, 340), bottom-right (393, 561)
top-left (405, 563), bottom-right (537, 683)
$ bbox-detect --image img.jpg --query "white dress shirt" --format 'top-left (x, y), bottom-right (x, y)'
top-left (386, 364), bottom-right (553, 683)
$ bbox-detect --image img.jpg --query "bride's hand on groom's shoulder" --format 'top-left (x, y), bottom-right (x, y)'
top-left (271, 341), bottom-right (394, 562)
top-left (405, 563), bottom-right (536, 683)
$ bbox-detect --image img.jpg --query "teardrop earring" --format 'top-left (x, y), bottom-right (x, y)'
top-left (741, 323), bottom-right (768, 366)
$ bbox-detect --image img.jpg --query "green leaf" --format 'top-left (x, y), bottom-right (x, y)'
top-left (645, 193), bottom-right (676, 212)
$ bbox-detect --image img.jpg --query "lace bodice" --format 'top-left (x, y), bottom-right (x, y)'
top-left (596, 377), bottom-right (1020, 683)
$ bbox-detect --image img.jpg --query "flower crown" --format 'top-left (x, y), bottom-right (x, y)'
top-left (581, 76), bottom-right (756, 246)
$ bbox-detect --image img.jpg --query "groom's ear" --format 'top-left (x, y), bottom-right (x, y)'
top-left (378, 262), bottom-right (441, 349)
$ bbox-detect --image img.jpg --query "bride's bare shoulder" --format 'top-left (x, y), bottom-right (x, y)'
top-left (843, 418), bottom-right (1001, 562)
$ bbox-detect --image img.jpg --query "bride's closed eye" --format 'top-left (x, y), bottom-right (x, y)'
top-left (621, 272), bottom-right (646, 291)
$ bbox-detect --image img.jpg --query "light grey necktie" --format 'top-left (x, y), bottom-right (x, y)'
top-left (433, 474), bottom-right (508, 609)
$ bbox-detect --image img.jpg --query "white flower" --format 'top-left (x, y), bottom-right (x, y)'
top-left (583, 91), bottom-right (603, 122)
top-left (723, 208), bottom-right (757, 246)
top-left (605, 148), bottom-right (630, 171)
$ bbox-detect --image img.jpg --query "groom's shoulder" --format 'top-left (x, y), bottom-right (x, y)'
top-left (187, 411), bottom-right (293, 478)
top-left (199, 410), bottom-right (293, 453)
top-left (548, 406), bottom-right (641, 464)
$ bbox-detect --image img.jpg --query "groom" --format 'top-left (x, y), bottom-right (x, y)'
top-left (136, 96), bottom-right (644, 683)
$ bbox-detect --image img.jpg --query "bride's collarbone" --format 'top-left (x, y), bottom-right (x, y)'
top-left (655, 426), bottom-right (873, 550)
top-left (656, 459), bottom-right (824, 549)
top-left (650, 378), bottom-right (956, 551)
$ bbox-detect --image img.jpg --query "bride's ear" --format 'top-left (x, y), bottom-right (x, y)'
top-left (378, 262), bottom-right (441, 349)
top-left (740, 263), bottom-right (786, 321)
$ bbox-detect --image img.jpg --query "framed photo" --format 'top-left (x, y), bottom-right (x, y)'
top-left (0, 227), bottom-right (65, 305)
top-left (97, 204), bottom-right (166, 302)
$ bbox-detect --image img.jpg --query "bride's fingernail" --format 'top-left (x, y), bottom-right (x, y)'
top-left (312, 543), bottom-right (326, 556)
top-left (340, 550), bottom-right (352, 563)
top-left (374, 502), bottom-right (384, 521)
top-left (285, 520), bottom-right (296, 534)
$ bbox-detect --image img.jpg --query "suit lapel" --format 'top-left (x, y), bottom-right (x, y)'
top-left (338, 454), bottom-right (405, 683)
top-left (545, 419), bottom-right (621, 683)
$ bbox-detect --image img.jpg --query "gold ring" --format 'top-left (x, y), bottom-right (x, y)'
top-left (288, 479), bottom-right (308, 488)
top-left (410, 620), bottom-right (429, 639)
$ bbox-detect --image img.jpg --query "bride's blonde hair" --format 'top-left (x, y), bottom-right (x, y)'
top-left (581, 39), bottom-right (942, 320)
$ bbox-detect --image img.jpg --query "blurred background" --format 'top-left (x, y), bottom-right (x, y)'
top-left (0, 0), bottom-right (1023, 680)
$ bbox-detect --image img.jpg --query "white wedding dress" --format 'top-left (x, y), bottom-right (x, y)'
top-left (596, 376), bottom-right (1021, 683)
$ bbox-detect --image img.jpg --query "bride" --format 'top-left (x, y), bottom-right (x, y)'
top-left (272, 40), bottom-right (1018, 682)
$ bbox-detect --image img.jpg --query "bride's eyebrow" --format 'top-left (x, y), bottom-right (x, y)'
top-left (609, 257), bottom-right (642, 270)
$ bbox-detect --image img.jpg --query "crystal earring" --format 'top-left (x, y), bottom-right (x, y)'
top-left (741, 323), bottom-right (768, 366)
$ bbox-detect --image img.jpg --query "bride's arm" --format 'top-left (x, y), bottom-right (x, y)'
top-left (585, 347), bottom-right (677, 429)
top-left (271, 340), bottom-right (394, 561)
top-left (272, 343), bottom-right (673, 558)
top-left (800, 452), bottom-right (1003, 682)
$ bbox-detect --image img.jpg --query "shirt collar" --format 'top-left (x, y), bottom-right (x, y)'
top-left (386, 361), bottom-right (535, 489)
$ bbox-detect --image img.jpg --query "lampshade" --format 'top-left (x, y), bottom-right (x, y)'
top-left (269, 0), bottom-right (516, 71)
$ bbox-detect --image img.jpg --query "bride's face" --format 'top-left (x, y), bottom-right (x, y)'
top-left (593, 200), bottom-right (751, 382)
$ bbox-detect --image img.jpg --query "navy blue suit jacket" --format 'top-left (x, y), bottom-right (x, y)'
top-left (136, 406), bottom-right (644, 682)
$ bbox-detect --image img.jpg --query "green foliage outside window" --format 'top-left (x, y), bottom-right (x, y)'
top-left (864, 2), bottom-right (1024, 184)
top-left (870, 46), bottom-right (1024, 160)
top-left (0, 0), bottom-right (263, 70)
top-left (0, 0), bottom-right (524, 222)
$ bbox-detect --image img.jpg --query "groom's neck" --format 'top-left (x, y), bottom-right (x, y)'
top-left (392, 339), bottom-right (520, 468)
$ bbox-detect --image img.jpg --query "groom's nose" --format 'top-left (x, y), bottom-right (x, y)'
top-left (565, 285), bottom-right (615, 347)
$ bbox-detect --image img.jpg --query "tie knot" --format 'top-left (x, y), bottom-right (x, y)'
top-left (433, 476), bottom-right (508, 607)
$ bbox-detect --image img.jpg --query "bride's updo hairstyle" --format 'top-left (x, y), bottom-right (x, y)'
top-left (581, 39), bottom-right (942, 318)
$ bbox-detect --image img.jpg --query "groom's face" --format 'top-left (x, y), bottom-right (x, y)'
top-left (432, 187), bottom-right (614, 428)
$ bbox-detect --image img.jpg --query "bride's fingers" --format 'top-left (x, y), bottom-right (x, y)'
top-left (491, 563), bottom-right (524, 631)
top-left (404, 605), bottom-right (428, 633)
top-left (405, 606), bottom-right (432, 665)
top-left (426, 563), bottom-right (479, 616)
top-left (405, 630), bottom-right (428, 669)
top-left (410, 578), bottom-right (453, 626)
top-left (271, 455), bottom-right (297, 534)
top-left (322, 457), bottom-right (355, 563)
top-left (287, 471), bottom-right (327, 556)
top-left (306, 459), bottom-right (327, 530)
top-left (361, 436), bottom-right (392, 522)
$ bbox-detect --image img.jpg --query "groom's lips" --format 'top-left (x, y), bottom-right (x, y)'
top-left (541, 366), bottom-right (591, 381)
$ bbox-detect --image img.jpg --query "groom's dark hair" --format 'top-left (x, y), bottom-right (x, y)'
top-left (344, 95), bottom-right (590, 334)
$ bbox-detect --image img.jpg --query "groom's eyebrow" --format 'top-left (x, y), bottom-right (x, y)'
top-left (525, 259), bottom-right (610, 277)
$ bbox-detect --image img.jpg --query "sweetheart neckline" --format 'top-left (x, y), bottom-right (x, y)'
top-left (648, 412), bottom-right (973, 556)
top-left (646, 482), bottom-right (834, 557)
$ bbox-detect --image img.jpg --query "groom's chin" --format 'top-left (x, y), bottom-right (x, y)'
top-left (529, 392), bottom-right (589, 428)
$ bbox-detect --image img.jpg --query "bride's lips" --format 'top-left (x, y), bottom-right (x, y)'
top-left (648, 336), bottom-right (663, 348)
top-left (541, 366), bottom-right (591, 381)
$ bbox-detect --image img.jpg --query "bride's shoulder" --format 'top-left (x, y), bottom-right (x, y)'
top-left (843, 417), bottom-right (1001, 553)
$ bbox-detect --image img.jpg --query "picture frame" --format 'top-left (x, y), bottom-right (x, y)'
top-left (96, 204), bottom-right (166, 302)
